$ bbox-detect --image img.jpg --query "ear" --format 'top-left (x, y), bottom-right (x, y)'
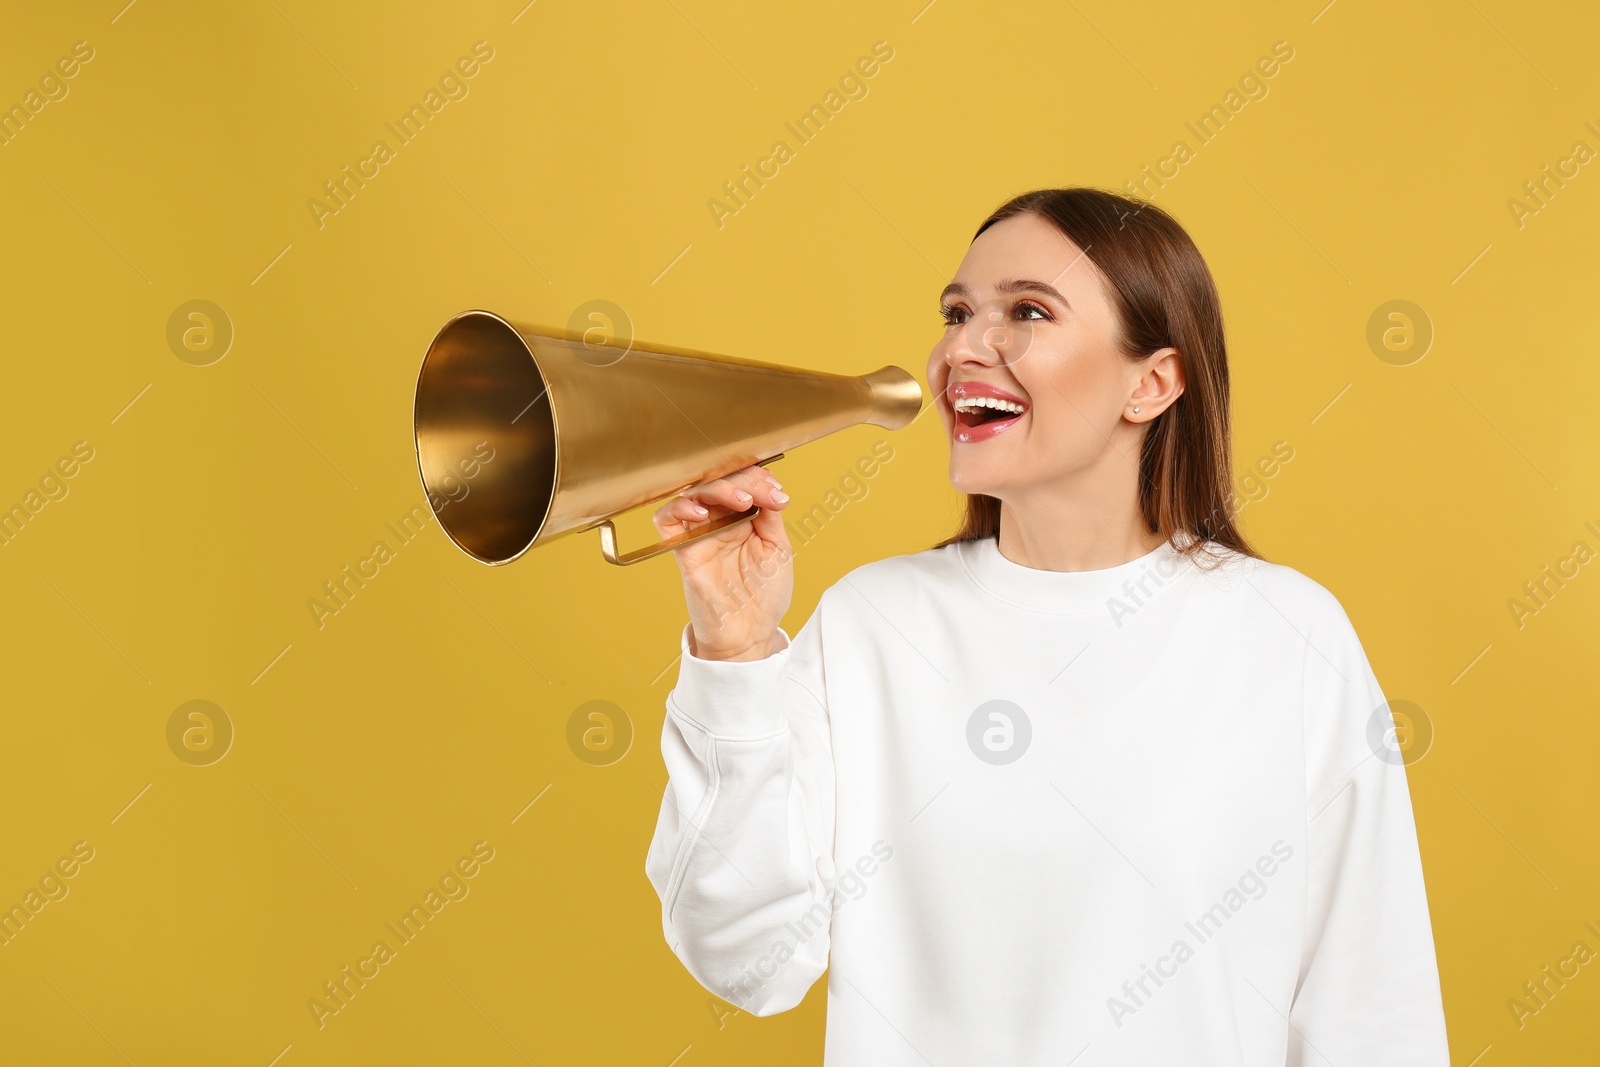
top-left (1127, 347), bottom-right (1184, 422)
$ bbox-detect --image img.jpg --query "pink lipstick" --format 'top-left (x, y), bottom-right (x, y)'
top-left (947, 379), bottom-right (1029, 444)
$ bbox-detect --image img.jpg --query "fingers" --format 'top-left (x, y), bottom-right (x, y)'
top-left (652, 495), bottom-right (712, 533)
top-left (732, 464), bottom-right (792, 548)
top-left (654, 464), bottom-right (790, 536)
top-left (682, 465), bottom-right (788, 512)
top-left (739, 464), bottom-right (787, 504)
top-left (750, 494), bottom-right (791, 546)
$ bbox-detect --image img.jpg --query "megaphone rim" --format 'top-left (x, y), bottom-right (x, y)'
top-left (413, 308), bottom-right (560, 567)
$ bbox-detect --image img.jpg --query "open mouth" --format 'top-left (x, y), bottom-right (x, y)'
top-left (951, 395), bottom-right (1028, 430)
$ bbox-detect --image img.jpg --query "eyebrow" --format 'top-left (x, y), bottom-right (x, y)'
top-left (939, 278), bottom-right (1071, 307)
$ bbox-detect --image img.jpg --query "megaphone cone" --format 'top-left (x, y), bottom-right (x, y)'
top-left (413, 310), bottom-right (925, 566)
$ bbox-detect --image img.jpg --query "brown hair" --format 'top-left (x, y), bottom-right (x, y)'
top-left (931, 187), bottom-right (1261, 568)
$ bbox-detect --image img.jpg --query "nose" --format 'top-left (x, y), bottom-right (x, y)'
top-left (943, 308), bottom-right (1014, 371)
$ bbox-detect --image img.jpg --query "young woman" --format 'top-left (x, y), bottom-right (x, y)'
top-left (644, 188), bottom-right (1449, 1065)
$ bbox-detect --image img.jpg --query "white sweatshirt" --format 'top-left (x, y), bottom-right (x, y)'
top-left (645, 533), bottom-right (1450, 1066)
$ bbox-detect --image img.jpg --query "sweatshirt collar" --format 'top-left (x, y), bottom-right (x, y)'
top-left (956, 531), bottom-right (1194, 615)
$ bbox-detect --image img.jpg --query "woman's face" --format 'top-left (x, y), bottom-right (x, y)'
top-left (925, 212), bottom-right (1179, 501)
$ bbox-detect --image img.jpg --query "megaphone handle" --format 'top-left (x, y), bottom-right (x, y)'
top-left (597, 505), bottom-right (759, 566)
top-left (596, 452), bottom-right (786, 567)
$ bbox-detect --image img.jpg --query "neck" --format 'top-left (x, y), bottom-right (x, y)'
top-left (994, 459), bottom-right (1162, 572)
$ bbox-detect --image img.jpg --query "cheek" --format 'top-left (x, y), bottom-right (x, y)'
top-left (925, 344), bottom-right (947, 389)
top-left (925, 348), bottom-right (951, 415)
top-left (1015, 360), bottom-right (1121, 449)
top-left (1026, 346), bottom-right (1119, 415)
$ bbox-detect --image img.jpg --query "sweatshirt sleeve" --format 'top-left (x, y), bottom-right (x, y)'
top-left (644, 602), bottom-right (835, 1016)
top-left (1290, 595), bottom-right (1450, 1064)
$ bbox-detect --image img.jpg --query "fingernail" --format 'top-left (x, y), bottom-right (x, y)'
top-left (770, 490), bottom-right (789, 503)
top-left (691, 504), bottom-right (709, 516)
top-left (735, 491), bottom-right (753, 504)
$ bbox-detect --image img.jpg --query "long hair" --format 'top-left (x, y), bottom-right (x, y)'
top-left (931, 187), bottom-right (1260, 567)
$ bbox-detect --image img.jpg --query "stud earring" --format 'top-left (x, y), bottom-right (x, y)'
top-left (1132, 406), bottom-right (1141, 414)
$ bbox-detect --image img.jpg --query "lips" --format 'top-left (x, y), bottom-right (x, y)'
top-left (946, 380), bottom-right (1029, 444)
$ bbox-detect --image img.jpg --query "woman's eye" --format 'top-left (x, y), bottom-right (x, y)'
top-left (941, 302), bottom-right (1049, 326)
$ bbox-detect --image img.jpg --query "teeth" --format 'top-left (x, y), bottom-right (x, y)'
top-left (952, 395), bottom-right (1026, 415)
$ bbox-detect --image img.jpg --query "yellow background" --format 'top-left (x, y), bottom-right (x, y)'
top-left (2, 0), bottom-right (1597, 1063)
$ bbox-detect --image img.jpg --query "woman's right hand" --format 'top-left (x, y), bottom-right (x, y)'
top-left (653, 463), bottom-right (794, 661)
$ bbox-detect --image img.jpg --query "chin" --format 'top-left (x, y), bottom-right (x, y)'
top-left (948, 463), bottom-right (1006, 498)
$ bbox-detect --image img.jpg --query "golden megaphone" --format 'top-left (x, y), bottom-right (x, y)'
top-left (412, 310), bottom-right (925, 566)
